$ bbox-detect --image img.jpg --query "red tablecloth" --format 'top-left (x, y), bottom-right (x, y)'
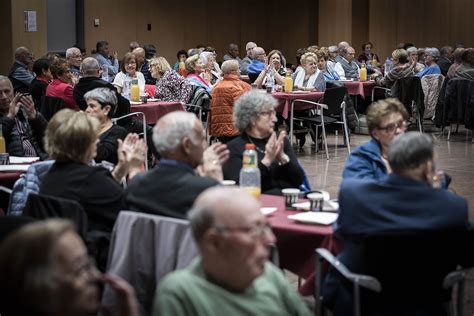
top-left (240, 75), bottom-right (251, 84)
top-left (272, 92), bottom-right (324, 119)
top-left (342, 80), bottom-right (375, 99)
top-left (145, 84), bottom-right (156, 97)
top-left (130, 101), bottom-right (184, 125)
top-left (0, 171), bottom-right (23, 189)
top-left (261, 194), bottom-right (342, 295)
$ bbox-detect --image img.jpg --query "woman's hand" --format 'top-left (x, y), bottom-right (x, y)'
top-left (261, 132), bottom-right (285, 167)
top-left (101, 274), bottom-right (139, 316)
top-left (113, 133), bottom-right (147, 181)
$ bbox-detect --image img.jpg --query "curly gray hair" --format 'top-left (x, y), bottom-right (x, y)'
top-left (233, 90), bottom-right (278, 132)
top-left (425, 47), bottom-right (440, 61)
top-left (152, 111), bottom-right (200, 155)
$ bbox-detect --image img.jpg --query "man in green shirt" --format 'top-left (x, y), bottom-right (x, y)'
top-left (153, 187), bottom-right (312, 316)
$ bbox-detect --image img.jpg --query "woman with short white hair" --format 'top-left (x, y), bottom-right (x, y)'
top-left (415, 48), bottom-right (442, 78)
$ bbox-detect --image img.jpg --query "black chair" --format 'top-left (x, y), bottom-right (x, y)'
top-left (39, 95), bottom-right (67, 121)
top-left (391, 76), bottom-right (425, 132)
top-left (315, 229), bottom-right (473, 316)
top-left (444, 78), bottom-right (474, 142)
top-left (294, 86), bottom-right (351, 160)
top-left (23, 193), bottom-right (88, 238)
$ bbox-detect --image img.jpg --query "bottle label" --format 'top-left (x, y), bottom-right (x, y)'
top-left (242, 152), bottom-right (257, 168)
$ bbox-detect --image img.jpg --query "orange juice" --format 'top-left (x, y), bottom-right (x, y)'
top-left (284, 72), bottom-right (293, 92)
top-left (243, 186), bottom-right (261, 199)
top-left (130, 79), bottom-right (140, 102)
top-left (359, 62), bottom-right (367, 81)
top-left (0, 124), bottom-right (5, 153)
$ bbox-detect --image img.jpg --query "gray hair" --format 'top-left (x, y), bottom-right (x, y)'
top-left (233, 90), bottom-right (278, 132)
top-left (152, 111), bottom-right (199, 155)
top-left (199, 51), bottom-right (214, 65)
top-left (187, 48), bottom-right (201, 57)
top-left (80, 57), bottom-right (100, 77)
top-left (406, 46), bottom-right (418, 55)
top-left (84, 87), bottom-right (118, 118)
top-left (425, 47), bottom-right (440, 61)
top-left (221, 60), bottom-right (239, 74)
top-left (388, 132), bottom-right (434, 174)
top-left (65, 47), bottom-right (80, 59)
top-left (0, 75), bottom-right (12, 89)
top-left (328, 45), bottom-right (338, 53)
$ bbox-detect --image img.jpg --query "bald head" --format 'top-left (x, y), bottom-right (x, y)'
top-left (133, 47), bottom-right (146, 66)
top-left (15, 47), bottom-right (32, 64)
top-left (188, 187), bottom-right (261, 243)
top-left (338, 41), bottom-right (350, 56)
top-left (252, 47), bottom-right (266, 61)
top-left (245, 42), bottom-right (257, 58)
top-left (228, 43), bottom-right (239, 58)
top-left (80, 57), bottom-right (100, 77)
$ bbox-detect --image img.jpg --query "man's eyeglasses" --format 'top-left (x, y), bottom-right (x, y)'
top-left (260, 110), bottom-right (276, 117)
top-left (215, 223), bottom-right (272, 239)
top-left (377, 120), bottom-right (407, 133)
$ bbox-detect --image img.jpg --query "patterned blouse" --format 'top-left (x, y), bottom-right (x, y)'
top-left (155, 70), bottom-right (193, 103)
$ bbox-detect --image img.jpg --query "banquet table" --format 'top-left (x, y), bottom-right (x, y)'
top-left (130, 101), bottom-right (184, 125)
top-left (340, 80), bottom-right (375, 99)
top-left (0, 171), bottom-right (23, 189)
top-left (272, 91), bottom-right (324, 143)
top-left (261, 194), bottom-right (342, 295)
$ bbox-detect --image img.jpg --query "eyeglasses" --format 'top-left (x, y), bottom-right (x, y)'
top-left (216, 223), bottom-right (272, 239)
top-left (260, 109), bottom-right (276, 117)
top-left (377, 120), bottom-right (407, 133)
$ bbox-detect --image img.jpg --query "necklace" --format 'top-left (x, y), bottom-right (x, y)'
top-left (247, 135), bottom-right (266, 155)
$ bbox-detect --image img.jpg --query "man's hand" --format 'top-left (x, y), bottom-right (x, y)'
top-left (7, 93), bottom-right (22, 119)
top-left (196, 142), bottom-right (228, 181)
top-left (20, 94), bottom-right (36, 120)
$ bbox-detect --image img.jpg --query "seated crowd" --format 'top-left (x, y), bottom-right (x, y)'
top-left (0, 38), bottom-right (473, 316)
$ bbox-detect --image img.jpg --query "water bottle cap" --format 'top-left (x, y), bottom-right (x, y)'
top-left (245, 143), bottom-right (255, 150)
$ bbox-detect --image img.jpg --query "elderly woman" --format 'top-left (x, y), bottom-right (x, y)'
top-left (29, 58), bottom-right (52, 107)
top-left (316, 50), bottom-right (341, 81)
top-left (150, 56), bottom-right (193, 103)
top-left (113, 52), bottom-right (145, 97)
top-left (372, 49), bottom-right (415, 88)
top-left (0, 219), bottom-right (138, 316)
top-left (343, 98), bottom-right (408, 180)
top-left (447, 48), bottom-right (466, 79)
top-left (358, 41), bottom-right (380, 65)
top-left (84, 87), bottom-right (128, 164)
top-left (185, 54), bottom-right (211, 94)
top-left (292, 52), bottom-right (326, 92)
top-left (416, 48), bottom-right (442, 78)
top-left (223, 91), bottom-right (304, 195)
top-left (200, 51), bottom-right (221, 85)
top-left (254, 49), bottom-right (286, 89)
top-left (406, 46), bottom-right (425, 74)
top-left (45, 58), bottom-right (79, 110)
top-left (40, 109), bottom-right (146, 233)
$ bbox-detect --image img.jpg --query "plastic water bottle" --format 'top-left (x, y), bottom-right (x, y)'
top-left (101, 64), bottom-right (109, 82)
top-left (267, 67), bottom-right (276, 92)
top-left (239, 143), bottom-right (261, 199)
top-left (122, 74), bottom-right (132, 100)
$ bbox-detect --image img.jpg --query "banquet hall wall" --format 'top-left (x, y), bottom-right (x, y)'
top-left (0, 0), bottom-right (473, 74)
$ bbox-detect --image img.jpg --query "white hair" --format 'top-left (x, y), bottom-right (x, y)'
top-left (65, 47), bottom-right (80, 59)
top-left (199, 51), bottom-right (214, 65)
top-left (152, 112), bottom-right (200, 155)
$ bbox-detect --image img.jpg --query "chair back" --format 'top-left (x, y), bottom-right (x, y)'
top-left (101, 211), bottom-right (198, 316)
top-left (445, 78), bottom-right (474, 129)
top-left (322, 86), bottom-right (348, 116)
top-left (359, 229), bottom-right (469, 315)
top-left (22, 193), bottom-right (88, 238)
top-left (421, 74), bottom-right (445, 119)
top-left (39, 96), bottom-right (67, 121)
top-left (391, 76), bottom-right (425, 118)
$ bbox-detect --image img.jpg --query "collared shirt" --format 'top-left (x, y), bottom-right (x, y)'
top-left (159, 158), bottom-right (195, 174)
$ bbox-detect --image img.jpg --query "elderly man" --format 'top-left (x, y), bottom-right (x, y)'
top-left (209, 60), bottom-right (251, 143)
top-left (247, 47), bottom-right (266, 83)
top-left (143, 44), bottom-right (158, 84)
top-left (65, 47), bottom-right (82, 75)
top-left (223, 43), bottom-right (242, 63)
top-left (132, 47), bottom-right (154, 84)
top-left (240, 41), bottom-right (257, 74)
top-left (129, 41), bottom-right (140, 52)
top-left (8, 47), bottom-right (35, 93)
top-left (125, 111), bottom-right (229, 218)
top-left (0, 76), bottom-right (47, 159)
top-left (94, 40), bottom-right (119, 82)
top-left (339, 46), bottom-right (360, 80)
top-left (153, 187), bottom-right (312, 316)
top-left (438, 46), bottom-right (453, 76)
top-left (324, 132), bottom-right (470, 315)
top-left (334, 41), bottom-right (350, 63)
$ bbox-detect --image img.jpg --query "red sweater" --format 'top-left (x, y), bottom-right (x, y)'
top-left (46, 79), bottom-right (79, 111)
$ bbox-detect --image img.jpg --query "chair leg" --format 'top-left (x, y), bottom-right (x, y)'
top-left (343, 123), bottom-right (351, 153)
top-left (315, 125), bottom-right (320, 153)
top-left (448, 125), bottom-right (452, 141)
top-left (321, 123), bottom-right (329, 160)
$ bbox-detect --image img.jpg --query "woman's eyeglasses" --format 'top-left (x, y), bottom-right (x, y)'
top-left (378, 120), bottom-right (407, 133)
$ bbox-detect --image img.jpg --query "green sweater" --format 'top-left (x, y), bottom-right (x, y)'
top-left (153, 260), bottom-right (312, 316)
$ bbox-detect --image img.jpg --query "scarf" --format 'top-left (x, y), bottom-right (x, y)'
top-left (294, 68), bottom-right (321, 88)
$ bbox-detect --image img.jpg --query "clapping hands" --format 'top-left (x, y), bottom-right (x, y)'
top-left (113, 133), bottom-right (147, 181)
top-left (262, 131), bottom-right (289, 167)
